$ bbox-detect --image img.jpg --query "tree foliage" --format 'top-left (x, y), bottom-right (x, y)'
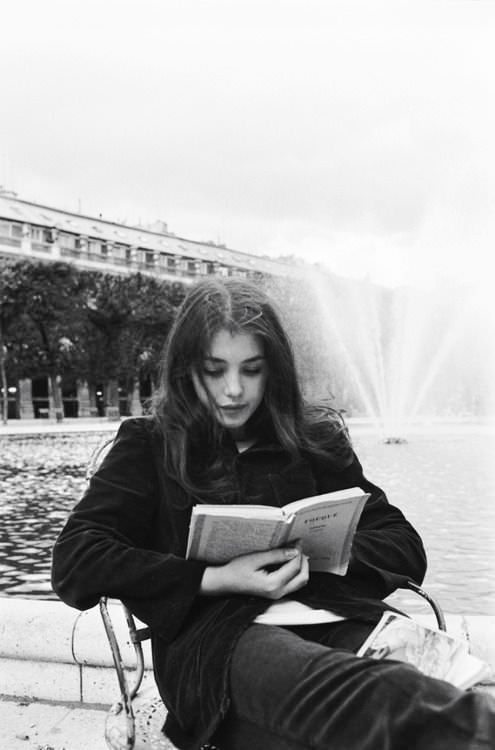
top-left (0, 259), bottom-right (186, 418)
top-left (78, 271), bottom-right (183, 403)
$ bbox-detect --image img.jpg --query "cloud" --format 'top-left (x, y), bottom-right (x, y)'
top-left (1, 0), bottom-right (494, 289)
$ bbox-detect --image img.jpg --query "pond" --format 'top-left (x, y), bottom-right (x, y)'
top-left (1, 426), bottom-right (494, 615)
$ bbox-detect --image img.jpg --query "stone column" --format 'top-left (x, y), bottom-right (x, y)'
top-left (104, 379), bottom-right (120, 420)
top-left (18, 378), bottom-right (35, 419)
top-left (130, 379), bottom-right (143, 416)
top-left (48, 375), bottom-right (64, 421)
top-left (88, 383), bottom-right (99, 416)
top-left (129, 246), bottom-right (138, 268)
top-left (77, 380), bottom-right (92, 418)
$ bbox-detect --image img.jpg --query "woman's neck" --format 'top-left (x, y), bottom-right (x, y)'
top-left (235, 437), bottom-right (256, 453)
top-left (228, 425), bottom-right (257, 453)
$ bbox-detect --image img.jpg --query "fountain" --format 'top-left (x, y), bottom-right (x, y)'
top-left (266, 268), bottom-right (493, 441)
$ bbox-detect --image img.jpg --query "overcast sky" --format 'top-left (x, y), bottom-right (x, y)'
top-left (1, 0), bottom-right (494, 293)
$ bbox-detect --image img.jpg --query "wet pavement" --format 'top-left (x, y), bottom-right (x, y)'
top-left (0, 696), bottom-right (108, 750)
top-left (1, 424), bottom-right (494, 614)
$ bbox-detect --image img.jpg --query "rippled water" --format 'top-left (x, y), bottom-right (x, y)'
top-left (1, 428), bottom-right (494, 614)
top-left (353, 432), bottom-right (495, 616)
top-left (0, 433), bottom-right (104, 598)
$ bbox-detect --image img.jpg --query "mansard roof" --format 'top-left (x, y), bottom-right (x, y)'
top-left (0, 192), bottom-right (297, 277)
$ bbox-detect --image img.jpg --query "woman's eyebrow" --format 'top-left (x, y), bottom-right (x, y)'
top-left (242, 355), bottom-right (266, 364)
top-left (204, 355), bottom-right (265, 364)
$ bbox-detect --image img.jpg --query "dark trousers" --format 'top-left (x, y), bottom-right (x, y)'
top-left (213, 620), bottom-right (495, 750)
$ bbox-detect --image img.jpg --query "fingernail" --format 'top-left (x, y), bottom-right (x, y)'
top-left (286, 548), bottom-right (298, 558)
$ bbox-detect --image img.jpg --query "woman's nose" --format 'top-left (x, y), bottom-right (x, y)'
top-left (223, 371), bottom-right (243, 398)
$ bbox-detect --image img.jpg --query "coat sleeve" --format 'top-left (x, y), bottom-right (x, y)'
top-left (51, 418), bottom-right (207, 640)
top-left (342, 451), bottom-right (427, 599)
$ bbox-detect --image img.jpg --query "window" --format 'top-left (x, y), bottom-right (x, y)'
top-left (0, 221), bottom-right (23, 243)
top-left (88, 239), bottom-right (102, 255)
top-left (113, 243), bottom-right (130, 262)
top-left (59, 233), bottom-right (77, 250)
top-left (31, 226), bottom-right (51, 243)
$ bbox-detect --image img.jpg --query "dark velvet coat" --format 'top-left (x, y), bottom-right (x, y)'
top-left (51, 417), bottom-right (427, 750)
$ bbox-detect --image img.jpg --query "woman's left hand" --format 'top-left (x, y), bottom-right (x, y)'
top-left (200, 545), bottom-right (310, 598)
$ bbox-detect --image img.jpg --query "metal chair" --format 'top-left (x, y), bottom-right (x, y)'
top-left (99, 582), bottom-right (446, 750)
top-left (90, 438), bottom-right (448, 749)
top-left (100, 596), bottom-right (222, 750)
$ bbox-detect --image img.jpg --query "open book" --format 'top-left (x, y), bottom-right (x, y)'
top-left (357, 611), bottom-right (491, 690)
top-left (186, 486), bottom-right (369, 575)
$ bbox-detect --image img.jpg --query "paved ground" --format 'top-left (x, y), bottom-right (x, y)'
top-left (0, 417), bottom-right (122, 436)
top-left (0, 697), bottom-right (108, 750)
top-left (1, 415), bottom-right (494, 437)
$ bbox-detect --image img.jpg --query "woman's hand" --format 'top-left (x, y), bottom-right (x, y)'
top-left (200, 546), bottom-right (309, 599)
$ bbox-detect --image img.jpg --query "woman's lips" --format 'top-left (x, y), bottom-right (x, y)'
top-left (219, 404), bottom-right (247, 412)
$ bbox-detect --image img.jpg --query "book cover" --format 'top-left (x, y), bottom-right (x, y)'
top-left (186, 486), bottom-right (369, 575)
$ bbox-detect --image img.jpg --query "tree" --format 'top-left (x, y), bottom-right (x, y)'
top-left (0, 260), bottom-right (187, 420)
top-left (79, 271), bottom-right (184, 413)
top-left (2, 260), bottom-right (84, 420)
top-left (0, 265), bottom-right (22, 422)
top-left (117, 275), bottom-right (183, 410)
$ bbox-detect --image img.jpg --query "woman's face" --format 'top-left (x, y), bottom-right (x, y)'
top-left (192, 328), bottom-right (268, 436)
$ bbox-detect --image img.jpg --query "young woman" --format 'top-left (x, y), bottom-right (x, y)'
top-left (52, 278), bottom-right (495, 750)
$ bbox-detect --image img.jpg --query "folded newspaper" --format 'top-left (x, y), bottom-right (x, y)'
top-left (186, 486), bottom-right (368, 575)
top-left (357, 611), bottom-right (491, 690)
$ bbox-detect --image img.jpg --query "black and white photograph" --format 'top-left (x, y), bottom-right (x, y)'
top-left (1, 2), bottom-right (495, 748)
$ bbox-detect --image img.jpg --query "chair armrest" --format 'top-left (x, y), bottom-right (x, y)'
top-left (406, 581), bottom-right (446, 631)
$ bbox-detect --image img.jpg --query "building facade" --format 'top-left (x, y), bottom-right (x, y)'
top-left (0, 190), bottom-right (298, 420)
top-left (0, 190), bottom-right (296, 284)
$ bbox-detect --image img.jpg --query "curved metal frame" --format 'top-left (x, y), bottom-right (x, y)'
top-left (406, 580), bottom-right (447, 631)
top-left (100, 597), bottom-right (139, 749)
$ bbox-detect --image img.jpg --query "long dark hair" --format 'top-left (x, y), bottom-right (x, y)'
top-left (152, 278), bottom-right (352, 502)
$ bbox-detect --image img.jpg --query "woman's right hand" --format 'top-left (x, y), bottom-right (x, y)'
top-left (199, 546), bottom-right (309, 599)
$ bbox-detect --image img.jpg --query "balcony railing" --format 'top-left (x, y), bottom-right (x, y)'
top-left (31, 241), bottom-right (51, 253)
top-left (2, 235), bottom-right (266, 282)
top-left (0, 235), bottom-right (21, 247)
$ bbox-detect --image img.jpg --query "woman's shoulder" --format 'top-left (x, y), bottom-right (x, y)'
top-left (111, 416), bottom-right (164, 454)
top-left (88, 417), bottom-right (162, 496)
top-left (302, 404), bottom-right (354, 468)
top-left (303, 403), bottom-right (348, 437)
top-left (115, 415), bottom-right (160, 437)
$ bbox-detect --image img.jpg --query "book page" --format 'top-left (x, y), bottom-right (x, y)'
top-left (357, 612), bottom-right (479, 686)
top-left (187, 512), bottom-right (289, 564)
top-left (444, 651), bottom-right (491, 690)
top-left (286, 492), bottom-right (367, 575)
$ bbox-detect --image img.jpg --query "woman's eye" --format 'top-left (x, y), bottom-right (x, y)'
top-left (243, 367), bottom-right (262, 376)
top-left (203, 368), bottom-right (223, 378)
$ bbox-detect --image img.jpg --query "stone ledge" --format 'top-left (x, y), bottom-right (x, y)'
top-left (0, 597), bottom-right (152, 704)
top-left (1, 597), bottom-right (494, 705)
top-left (0, 596), bottom-right (152, 667)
